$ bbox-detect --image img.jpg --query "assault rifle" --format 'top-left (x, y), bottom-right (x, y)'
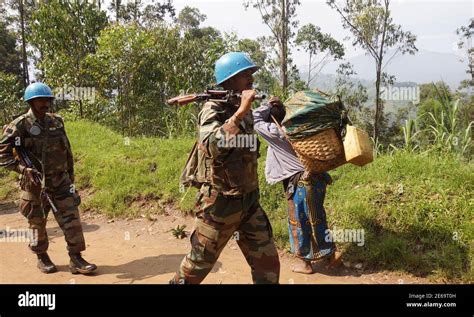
top-left (167, 89), bottom-right (266, 106)
top-left (14, 146), bottom-right (58, 214)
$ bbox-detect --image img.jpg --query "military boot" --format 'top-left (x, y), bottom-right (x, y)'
top-left (69, 253), bottom-right (97, 275)
top-left (37, 253), bottom-right (57, 274)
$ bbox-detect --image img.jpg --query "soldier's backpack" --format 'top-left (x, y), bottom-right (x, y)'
top-left (179, 141), bottom-right (206, 190)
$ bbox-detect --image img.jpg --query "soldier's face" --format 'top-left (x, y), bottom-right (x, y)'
top-left (30, 98), bottom-right (53, 117)
top-left (225, 69), bottom-right (254, 92)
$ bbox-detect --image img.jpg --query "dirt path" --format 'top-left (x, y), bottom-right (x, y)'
top-left (0, 199), bottom-right (429, 284)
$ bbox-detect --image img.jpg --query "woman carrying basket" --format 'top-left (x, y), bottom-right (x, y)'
top-left (253, 97), bottom-right (342, 274)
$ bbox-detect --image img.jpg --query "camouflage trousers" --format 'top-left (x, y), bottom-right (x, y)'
top-left (19, 172), bottom-right (86, 255)
top-left (173, 185), bottom-right (280, 284)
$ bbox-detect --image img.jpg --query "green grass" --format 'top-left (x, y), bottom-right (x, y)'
top-left (67, 121), bottom-right (198, 217)
top-left (1, 120), bottom-right (472, 282)
top-left (0, 169), bottom-right (17, 200)
top-left (330, 151), bottom-right (473, 282)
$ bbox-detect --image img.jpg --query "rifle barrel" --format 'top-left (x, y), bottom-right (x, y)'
top-left (167, 91), bottom-right (267, 106)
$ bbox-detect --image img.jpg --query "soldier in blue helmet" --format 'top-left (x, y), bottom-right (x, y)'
top-left (170, 52), bottom-right (280, 284)
top-left (0, 82), bottom-right (97, 275)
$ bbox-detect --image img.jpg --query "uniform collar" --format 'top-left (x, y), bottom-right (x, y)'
top-left (26, 108), bottom-right (55, 127)
top-left (26, 108), bottom-right (38, 123)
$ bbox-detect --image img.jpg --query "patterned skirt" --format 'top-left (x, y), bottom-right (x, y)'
top-left (286, 173), bottom-right (336, 261)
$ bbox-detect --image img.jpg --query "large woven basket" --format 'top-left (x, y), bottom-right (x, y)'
top-left (291, 128), bottom-right (346, 173)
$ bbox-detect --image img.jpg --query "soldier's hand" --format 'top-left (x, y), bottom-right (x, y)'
top-left (236, 89), bottom-right (256, 119)
top-left (24, 168), bottom-right (41, 186)
top-left (268, 96), bottom-right (283, 108)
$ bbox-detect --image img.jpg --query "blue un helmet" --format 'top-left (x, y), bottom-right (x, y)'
top-left (23, 82), bottom-right (54, 102)
top-left (214, 52), bottom-right (259, 86)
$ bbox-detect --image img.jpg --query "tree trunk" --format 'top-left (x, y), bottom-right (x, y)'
top-left (280, 0), bottom-right (288, 94)
top-left (116, 0), bottom-right (120, 22)
top-left (79, 99), bottom-right (84, 118)
top-left (307, 51), bottom-right (312, 87)
top-left (19, 0), bottom-right (29, 88)
top-left (469, 47), bottom-right (474, 85)
top-left (374, 64), bottom-right (382, 143)
top-left (134, 0), bottom-right (138, 22)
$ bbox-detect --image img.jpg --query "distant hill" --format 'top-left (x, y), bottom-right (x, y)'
top-left (305, 73), bottom-right (415, 110)
top-left (298, 49), bottom-right (469, 115)
top-left (303, 49), bottom-right (468, 89)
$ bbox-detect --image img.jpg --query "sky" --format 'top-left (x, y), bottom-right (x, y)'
top-left (9, 0), bottom-right (472, 80)
top-left (170, 0), bottom-right (473, 67)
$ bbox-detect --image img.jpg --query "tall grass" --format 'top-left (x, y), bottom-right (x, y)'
top-left (389, 95), bottom-right (472, 160)
top-left (426, 98), bottom-right (472, 158)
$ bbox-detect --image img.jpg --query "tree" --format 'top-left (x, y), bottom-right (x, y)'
top-left (109, 0), bottom-right (175, 27)
top-left (456, 18), bottom-right (474, 89)
top-left (1, 0), bottom-right (38, 88)
top-left (86, 23), bottom-right (228, 136)
top-left (178, 6), bottom-right (207, 31)
top-left (244, 0), bottom-right (301, 95)
top-left (327, 0), bottom-right (417, 142)
top-left (296, 23), bottom-right (345, 87)
top-left (29, 0), bottom-right (108, 118)
top-left (334, 62), bottom-right (368, 111)
top-left (416, 82), bottom-right (452, 129)
top-left (0, 71), bottom-right (23, 126)
top-left (18, 0), bottom-right (28, 87)
top-left (0, 22), bottom-right (21, 77)
top-left (176, 6), bottom-right (220, 41)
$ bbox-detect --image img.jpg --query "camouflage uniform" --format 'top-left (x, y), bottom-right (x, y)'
top-left (0, 109), bottom-right (85, 255)
top-left (174, 100), bottom-right (280, 284)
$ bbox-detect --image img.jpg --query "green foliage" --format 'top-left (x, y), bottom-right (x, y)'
top-left (387, 83), bottom-right (474, 159)
top-left (425, 99), bottom-right (473, 158)
top-left (171, 225), bottom-right (188, 239)
top-left (327, 0), bottom-right (418, 141)
top-left (334, 62), bottom-right (368, 110)
top-left (108, 0), bottom-right (175, 26)
top-left (0, 22), bottom-right (21, 76)
top-left (325, 152), bottom-right (473, 282)
top-left (177, 6), bottom-right (207, 30)
top-left (0, 71), bottom-right (24, 126)
top-left (296, 23), bottom-right (345, 86)
top-left (29, 0), bottom-right (108, 118)
top-left (400, 117), bottom-right (421, 152)
top-left (456, 18), bottom-right (474, 85)
top-left (84, 23), bottom-right (222, 137)
top-left (0, 168), bottom-right (16, 200)
top-left (244, 0), bottom-right (302, 94)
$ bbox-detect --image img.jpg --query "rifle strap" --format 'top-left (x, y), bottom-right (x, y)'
top-left (40, 115), bottom-right (50, 218)
top-left (41, 115), bottom-right (49, 189)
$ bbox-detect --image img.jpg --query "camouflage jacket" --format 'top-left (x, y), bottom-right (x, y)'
top-left (0, 109), bottom-right (74, 182)
top-left (195, 100), bottom-right (260, 196)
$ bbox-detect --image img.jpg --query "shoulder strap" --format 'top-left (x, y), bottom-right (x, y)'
top-left (270, 114), bottom-right (289, 142)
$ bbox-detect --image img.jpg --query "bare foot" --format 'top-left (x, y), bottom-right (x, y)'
top-left (326, 251), bottom-right (343, 270)
top-left (291, 259), bottom-right (313, 274)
